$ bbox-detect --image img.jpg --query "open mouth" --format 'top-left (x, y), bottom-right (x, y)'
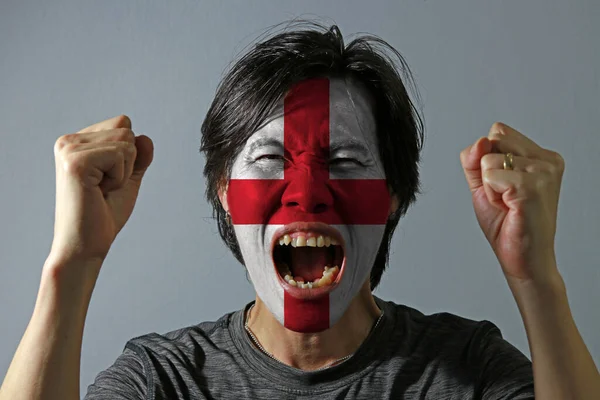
top-left (272, 225), bottom-right (345, 290)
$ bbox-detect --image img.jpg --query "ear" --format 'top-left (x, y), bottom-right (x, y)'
top-left (389, 191), bottom-right (399, 216)
top-left (218, 180), bottom-right (229, 213)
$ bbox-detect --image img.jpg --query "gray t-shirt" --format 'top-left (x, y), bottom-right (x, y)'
top-left (85, 296), bottom-right (534, 399)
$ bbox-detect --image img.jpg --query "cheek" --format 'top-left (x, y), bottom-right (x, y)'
top-left (329, 181), bottom-right (391, 224)
top-left (227, 180), bottom-right (286, 224)
top-left (343, 225), bottom-right (385, 263)
top-left (233, 225), bottom-right (278, 261)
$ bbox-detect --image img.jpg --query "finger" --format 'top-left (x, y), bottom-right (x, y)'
top-left (130, 134), bottom-right (154, 182)
top-left (459, 136), bottom-right (493, 194)
top-left (489, 122), bottom-right (540, 149)
top-left (62, 143), bottom-right (136, 192)
top-left (487, 131), bottom-right (529, 158)
top-left (480, 153), bottom-right (549, 174)
top-left (62, 141), bottom-right (138, 185)
top-left (488, 122), bottom-right (553, 162)
top-left (482, 169), bottom-right (529, 211)
top-left (56, 129), bottom-right (136, 154)
top-left (77, 115), bottom-right (132, 134)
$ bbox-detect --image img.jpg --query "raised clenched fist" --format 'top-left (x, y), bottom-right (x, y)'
top-left (49, 115), bottom-right (153, 266)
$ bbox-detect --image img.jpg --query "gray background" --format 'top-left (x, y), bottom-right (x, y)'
top-left (1, 0), bottom-right (598, 397)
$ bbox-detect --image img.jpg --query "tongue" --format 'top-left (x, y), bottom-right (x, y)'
top-left (289, 247), bottom-right (329, 282)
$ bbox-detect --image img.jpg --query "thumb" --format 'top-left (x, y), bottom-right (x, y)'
top-left (460, 136), bottom-right (492, 194)
top-left (131, 135), bottom-right (154, 182)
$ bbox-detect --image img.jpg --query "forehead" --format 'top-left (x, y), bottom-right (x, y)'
top-left (244, 77), bottom-right (377, 150)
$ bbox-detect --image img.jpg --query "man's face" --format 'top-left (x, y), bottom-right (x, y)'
top-left (225, 77), bottom-right (391, 333)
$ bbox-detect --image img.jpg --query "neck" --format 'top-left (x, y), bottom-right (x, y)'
top-left (246, 280), bottom-right (381, 371)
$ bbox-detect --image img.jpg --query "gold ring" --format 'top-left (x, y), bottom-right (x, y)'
top-left (503, 153), bottom-right (514, 170)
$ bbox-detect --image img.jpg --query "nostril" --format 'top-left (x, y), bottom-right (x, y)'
top-left (313, 204), bottom-right (328, 213)
top-left (284, 201), bottom-right (328, 214)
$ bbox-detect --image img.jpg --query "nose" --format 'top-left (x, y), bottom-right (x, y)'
top-left (281, 161), bottom-right (333, 214)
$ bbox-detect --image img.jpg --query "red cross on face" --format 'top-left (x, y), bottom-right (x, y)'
top-left (227, 78), bottom-right (390, 332)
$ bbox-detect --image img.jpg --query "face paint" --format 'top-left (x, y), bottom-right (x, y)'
top-left (227, 77), bottom-right (390, 333)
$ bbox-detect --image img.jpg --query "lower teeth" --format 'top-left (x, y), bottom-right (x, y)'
top-left (280, 265), bottom-right (339, 289)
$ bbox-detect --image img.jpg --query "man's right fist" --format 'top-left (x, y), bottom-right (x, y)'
top-left (49, 115), bottom-right (154, 265)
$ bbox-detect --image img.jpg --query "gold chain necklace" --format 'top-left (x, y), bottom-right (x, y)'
top-left (244, 303), bottom-right (384, 372)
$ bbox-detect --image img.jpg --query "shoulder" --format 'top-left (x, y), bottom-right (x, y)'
top-left (85, 309), bottom-right (241, 399)
top-left (125, 310), bottom-right (237, 359)
top-left (378, 296), bottom-right (496, 334)
top-left (375, 297), bottom-right (533, 397)
top-left (377, 297), bottom-right (504, 358)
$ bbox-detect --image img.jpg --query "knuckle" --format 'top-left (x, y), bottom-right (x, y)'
top-left (62, 152), bottom-right (86, 174)
top-left (122, 142), bottom-right (137, 159)
top-left (533, 175), bottom-right (551, 193)
top-left (487, 132), bottom-right (504, 148)
top-left (54, 134), bottom-right (75, 153)
top-left (543, 151), bottom-right (565, 174)
top-left (114, 114), bottom-right (132, 129)
top-left (128, 142), bottom-right (138, 155)
top-left (60, 142), bottom-right (79, 155)
top-left (113, 127), bottom-right (135, 142)
top-left (54, 134), bottom-right (72, 151)
top-left (53, 140), bottom-right (64, 155)
top-left (115, 149), bottom-right (126, 163)
top-left (527, 163), bottom-right (543, 174)
top-left (491, 121), bottom-right (507, 133)
top-left (480, 153), bottom-right (494, 169)
top-left (552, 151), bottom-right (565, 170)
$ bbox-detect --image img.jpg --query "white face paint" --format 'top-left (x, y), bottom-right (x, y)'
top-left (226, 77), bottom-right (390, 332)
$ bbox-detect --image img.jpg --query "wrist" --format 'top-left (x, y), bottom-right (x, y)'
top-left (38, 255), bottom-right (104, 314)
top-left (507, 269), bottom-right (569, 327)
top-left (506, 268), bottom-right (565, 299)
top-left (504, 251), bottom-right (563, 296)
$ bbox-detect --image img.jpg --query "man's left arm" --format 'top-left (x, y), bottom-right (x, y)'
top-left (507, 263), bottom-right (600, 400)
top-left (460, 122), bottom-right (600, 399)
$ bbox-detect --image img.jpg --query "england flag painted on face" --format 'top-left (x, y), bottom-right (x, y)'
top-left (227, 77), bottom-right (391, 333)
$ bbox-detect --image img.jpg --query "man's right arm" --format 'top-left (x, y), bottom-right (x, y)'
top-left (1, 255), bottom-right (147, 400)
top-left (0, 256), bottom-right (102, 400)
top-left (0, 115), bottom-right (154, 399)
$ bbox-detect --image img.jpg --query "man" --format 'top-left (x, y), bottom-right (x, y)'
top-left (1, 23), bottom-right (598, 399)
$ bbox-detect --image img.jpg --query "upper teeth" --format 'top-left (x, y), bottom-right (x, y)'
top-left (278, 233), bottom-right (339, 247)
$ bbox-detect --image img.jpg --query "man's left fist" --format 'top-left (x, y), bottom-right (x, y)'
top-left (460, 122), bottom-right (565, 283)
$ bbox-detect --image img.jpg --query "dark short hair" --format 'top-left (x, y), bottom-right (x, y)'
top-left (200, 21), bottom-right (424, 290)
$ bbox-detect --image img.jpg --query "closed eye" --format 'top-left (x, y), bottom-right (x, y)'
top-left (256, 154), bottom-right (284, 161)
top-left (255, 155), bottom-right (365, 166)
top-left (330, 158), bottom-right (364, 166)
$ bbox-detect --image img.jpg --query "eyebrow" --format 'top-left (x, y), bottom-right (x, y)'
top-left (247, 137), bottom-right (284, 155)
